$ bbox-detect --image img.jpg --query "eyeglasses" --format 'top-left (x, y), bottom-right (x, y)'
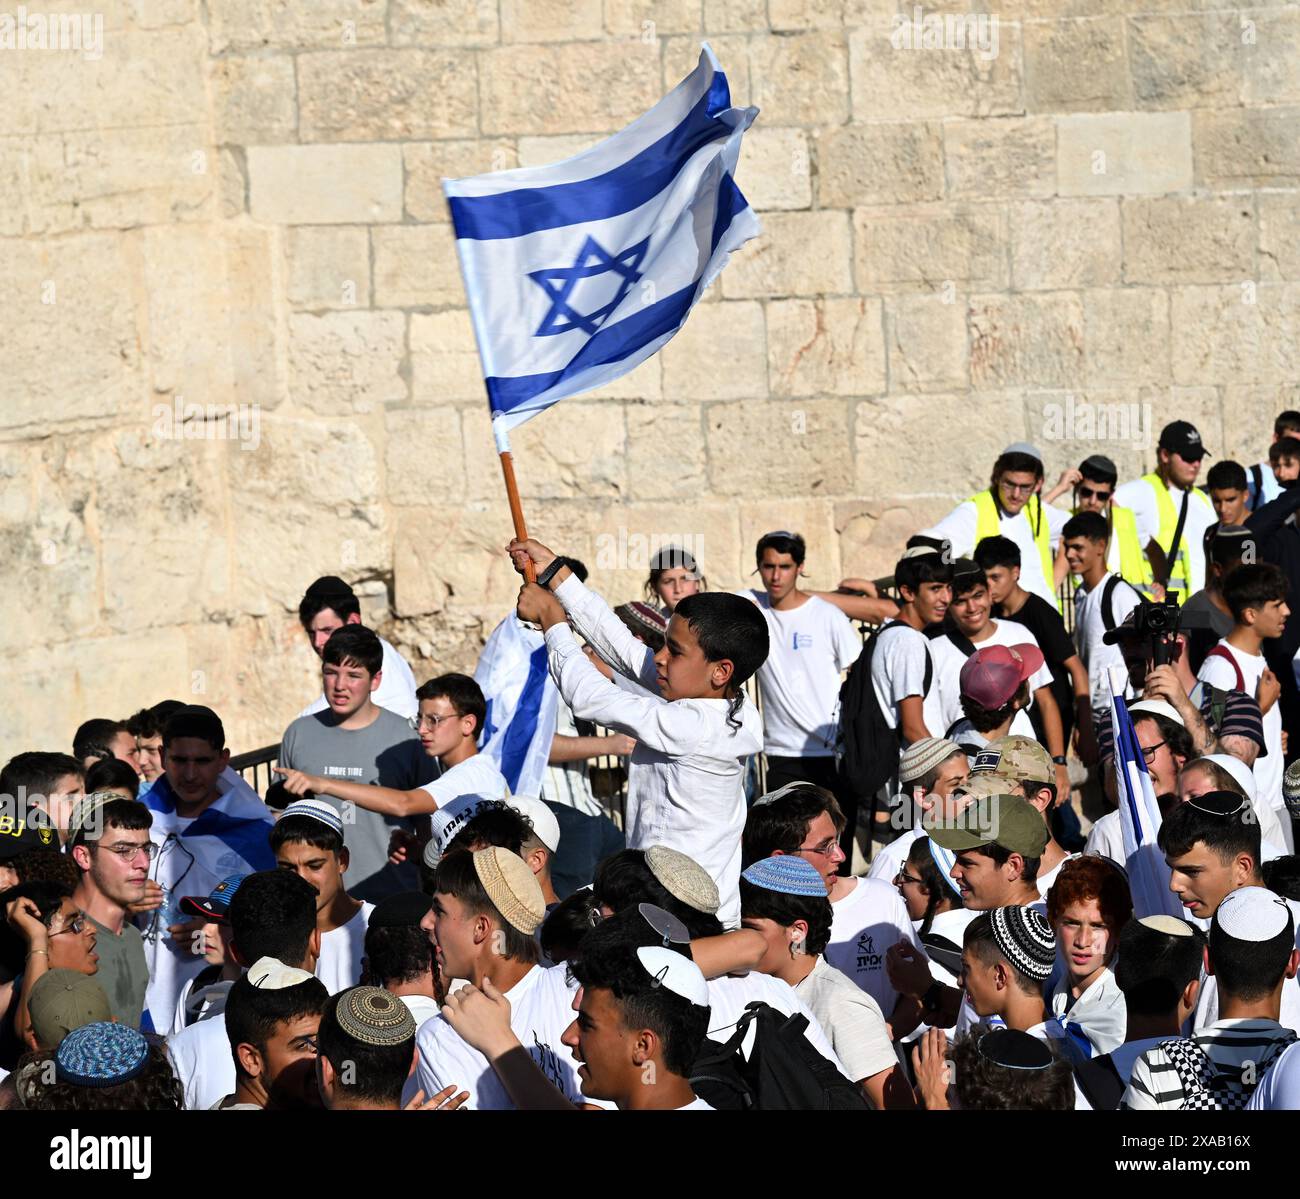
top-left (1139, 740), bottom-right (1167, 763)
top-left (796, 838), bottom-right (840, 858)
top-left (408, 713), bottom-right (460, 732)
top-left (1001, 482), bottom-right (1035, 495)
top-left (92, 841), bottom-right (159, 862)
top-left (1077, 486), bottom-right (1112, 501)
top-left (50, 915), bottom-right (88, 937)
top-left (894, 868), bottom-right (923, 887)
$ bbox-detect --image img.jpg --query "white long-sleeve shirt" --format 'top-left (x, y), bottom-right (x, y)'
top-left (547, 574), bottom-right (762, 927)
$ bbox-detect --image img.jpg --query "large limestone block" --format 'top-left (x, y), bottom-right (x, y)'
top-left (480, 42), bottom-right (661, 136)
top-left (751, 31), bottom-right (850, 126)
top-left (1194, 109), bottom-right (1300, 188)
top-left (372, 224), bottom-right (463, 309)
top-left (1132, 387), bottom-right (1223, 463)
top-left (816, 123), bottom-right (944, 208)
top-left (1022, 391), bottom-right (1151, 478)
top-left (1023, 16), bottom-right (1129, 112)
top-left (855, 393), bottom-right (1028, 500)
top-left (1259, 194), bottom-right (1300, 282)
top-left (389, 0), bottom-right (499, 47)
top-left (849, 21), bottom-right (1022, 122)
top-left (1128, 13), bottom-right (1245, 110)
top-left (738, 127), bottom-right (810, 211)
top-left (943, 117), bottom-right (1056, 199)
top-left (625, 402), bottom-right (707, 500)
top-left (663, 34), bottom-right (751, 99)
top-left (661, 301), bottom-right (768, 400)
top-left (1057, 112), bottom-right (1192, 196)
top-left (212, 55), bottom-right (296, 145)
top-left (737, 498), bottom-right (841, 582)
top-left (0, 232), bottom-right (142, 432)
top-left (212, 616), bottom-right (324, 753)
top-left (394, 504), bottom-right (529, 617)
top-left (1221, 386), bottom-right (1300, 460)
top-left (410, 310), bottom-right (485, 403)
top-left (231, 415), bottom-right (389, 615)
top-left (884, 292), bottom-right (968, 394)
top-left (722, 211), bottom-right (853, 298)
top-left (1244, 9), bottom-right (1300, 106)
top-left (1122, 196), bottom-right (1255, 285)
top-left (706, 399), bottom-right (853, 497)
top-left (854, 204), bottom-right (1008, 292)
top-left (605, 0), bottom-right (701, 38)
top-left (287, 311), bottom-right (407, 413)
top-left (767, 297), bottom-right (886, 398)
top-left (207, 0), bottom-right (387, 52)
top-left (286, 226), bottom-right (371, 310)
top-left (501, 0), bottom-right (602, 43)
top-left (299, 50), bottom-right (476, 142)
top-left (968, 293), bottom-right (1085, 389)
top-left (385, 408), bottom-right (466, 505)
top-left (1010, 198), bottom-right (1121, 290)
top-left (1171, 284), bottom-right (1300, 386)
top-left (249, 144), bottom-right (402, 224)
top-left (1083, 288), bottom-right (1170, 387)
top-left (704, 0), bottom-right (767, 33)
top-left (835, 497), bottom-right (959, 582)
top-left (404, 141), bottom-right (518, 222)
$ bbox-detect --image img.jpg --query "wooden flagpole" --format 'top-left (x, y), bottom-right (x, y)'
top-left (498, 445), bottom-right (536, 583)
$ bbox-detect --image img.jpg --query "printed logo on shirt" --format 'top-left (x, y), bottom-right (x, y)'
top-left (531, 1034), bottom-right (577, 1099)
top-left (855, 932), bottom-right (882, 975)
top-left (323, 766), bottom-right (365, 778)
top-left (792, 632), bottom-right (813, 650)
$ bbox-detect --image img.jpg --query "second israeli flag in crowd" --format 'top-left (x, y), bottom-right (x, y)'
top-left (444, 44), bottom-right (760, 449)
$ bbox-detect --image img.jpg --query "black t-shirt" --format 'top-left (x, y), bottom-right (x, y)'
top-left (994, 592), bottom-right (1077, 742)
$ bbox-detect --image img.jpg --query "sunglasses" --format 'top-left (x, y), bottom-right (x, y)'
top-left (1077, 486), bottom-right (1112, 501)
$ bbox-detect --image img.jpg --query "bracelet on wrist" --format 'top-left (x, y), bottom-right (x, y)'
top-left (28, 948), bottom-right (49, 958)
top-left (535, 558), bottom-right (564, 590)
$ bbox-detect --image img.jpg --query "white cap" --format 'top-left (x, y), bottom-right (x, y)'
top-left (423, 795), bottom-right (487, 868)
top-left (1215, 887), bottom-right (1293, 942)
top-left (507, 796), bottom-right (561, 854)
top-left (1201, 754), bottom-right (1258, 801)
top-left (1129, 699), bottom-right (1186, 728)
top-left (635, 947), bottom-right (709, 1008)
top-left (246, 957), bottom-right (316, 990)
top-left (1139, 914), bottom-right (1196, 937)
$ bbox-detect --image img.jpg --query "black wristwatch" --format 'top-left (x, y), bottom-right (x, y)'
top-left (536, 558), bottom-right (565, 590)
top-left (1051, 755), bottom-right (1067, 766)
top-left (920, 981), bottom-right (945, 1015)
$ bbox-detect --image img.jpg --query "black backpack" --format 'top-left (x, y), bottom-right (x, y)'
top-left (689, 1002), bottom-right (870, 1111)
top-left (837, 621), bottom-right (933, 800)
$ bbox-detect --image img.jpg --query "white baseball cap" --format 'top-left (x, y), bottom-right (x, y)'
top-left (507, 796), bottom-right (561, 854)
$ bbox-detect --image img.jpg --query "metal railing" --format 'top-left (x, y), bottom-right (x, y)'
top-left (230, 744), bottom-right (280, 796)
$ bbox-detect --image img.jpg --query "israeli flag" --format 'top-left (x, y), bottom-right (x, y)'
top-left (1109, 669), bottom-right (1183, 919)
top-left (475, 614), bottom-right (559, 799)
top-left (444, 44), bottom-right (760, 450)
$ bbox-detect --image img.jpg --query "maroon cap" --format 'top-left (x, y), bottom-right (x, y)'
top-left (960, 643), bottom-right (1044, 709)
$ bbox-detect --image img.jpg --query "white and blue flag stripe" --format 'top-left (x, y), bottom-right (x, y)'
top-left (1109, 669), bottom-right (1183, 920)
top-left (443, 43), bottom-right (760, 448)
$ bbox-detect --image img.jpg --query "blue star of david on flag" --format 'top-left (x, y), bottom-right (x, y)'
top-left (442, 43), bottom-right (761, 452)
top-left (529, 236), bottom-right (650, 338)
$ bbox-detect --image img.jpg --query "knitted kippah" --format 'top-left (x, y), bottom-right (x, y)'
top-left (335, 986), bottom-right (417, 1047)
top-left (55, 1021), bottom-right (150, 1088)
top-left (741, 855), bottom-right (826, 897)
top-left (990, 906), bottom-right (1056, 982)
top-left (899, 737), bottom-right (961, 785)
top-left (1285, 760), bottom-right (1300, 814)
top-left (645, 845), bottom-right (720, 915)
top-left (1215, 887), bottom-right (1293, 943)
top-left (280, 798), bottom-right (344, 836)
top-left (473, 846), bottom-right (547, 935)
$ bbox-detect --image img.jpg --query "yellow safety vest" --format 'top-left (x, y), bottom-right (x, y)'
top-left (1110, 503), bottom-right (1154, 593)
top-left (971, 489), bottom-right (1058, 611)
top-left (1142, 472), bottom-right (1212, 597)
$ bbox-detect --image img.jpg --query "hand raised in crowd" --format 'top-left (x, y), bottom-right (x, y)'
top-left (388, 828), bottom-right (417, 866)
top-left (506, 537), bottom-right (558, 577)
top-left (1258, 668), bottom-right (1281, 715)
top-left (885, 939), bottom-right (934, 999)
top-left (441, 977), bottom-right (518, 1060)
top-left (516, 582), bottom-right (566, 629)
top-left (911, 1028), bottom-right (952, 1111)
top-left (1144, 663), bottom-right (1190, 711)
top-left (6, 894), bottom-right (48, 948)
top-left (272, 766), bottom-right (321, 797)
top-left (126, 879), bottom-right (165, 917)
top-left (404, 1085), bottom-right (470, 1111)
top-left (167, 916), bottom-right (205, 948)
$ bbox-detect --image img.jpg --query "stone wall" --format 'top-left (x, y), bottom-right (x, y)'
top-left (4, 0), bottom-right (1298, 756)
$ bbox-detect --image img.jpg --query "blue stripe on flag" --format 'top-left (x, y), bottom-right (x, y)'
top-left (144, 776), bottom-right (275, 871)
top-left (447, 71), bottom-right (732, 242)
top-left (497, 644), bottom-right (550, 790)
top-left (484, 172), bottom-right (747, 412)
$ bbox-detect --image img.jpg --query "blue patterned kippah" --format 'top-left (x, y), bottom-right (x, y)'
top-left (741, 855), bottom-right (827, 897)
top-left (55, 1021), bottom-right (150, 1088)
top-left (280, 798), bottom-right (344, 836)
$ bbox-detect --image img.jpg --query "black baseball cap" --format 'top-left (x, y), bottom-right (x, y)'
top-left (1159, 421), bottom-right (1210, 461)
top-left (0, 817), bottom-right (57, 863)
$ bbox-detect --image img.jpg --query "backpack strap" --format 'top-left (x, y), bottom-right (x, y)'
top-left (1205, 645), bottom-right (1246, 693)
top-left (1252, 463), bottom-right (1264, 502)
top-left (944, 628), bottom-right (978, 658)
top-left (1100, 574), bottom-right (1122, 632)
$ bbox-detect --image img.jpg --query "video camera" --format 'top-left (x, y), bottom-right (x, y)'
top-left (1102, 596), bottom-right (1217, 670)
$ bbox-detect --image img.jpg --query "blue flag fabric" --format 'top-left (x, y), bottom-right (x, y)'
top-left (444, 43), bottom-right (760, 450)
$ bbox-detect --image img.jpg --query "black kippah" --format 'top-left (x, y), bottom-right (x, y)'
top-left (1184, 790), bottom-right (1249, 819)
top-left (977, 1028), bottom-right (1053, 1071)
top-left (369, 890), bottom-right (432, 928)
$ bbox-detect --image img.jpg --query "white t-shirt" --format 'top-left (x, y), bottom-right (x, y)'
top-left (927, 617), bottom-right (1052, 738)
top-left (824, 876), bottom-right (920, 1017)
top-left (866, 827), bottom-right (922, 884)
top-left (167, 993), bottom-right (234, 1113)
top-left (417, 753), bottom-right (508, 810)
top-left (300, 635), bottom-right (419, 721)
top-left (1073, 573), bottom-right (1143, 714)
top-left (398, 992), bottom-right (443, 1106)
top-left (412, 964), bottom-right (584, 1110)
top-left (794, 955), bottom-right (897, 1083)
top-left (922, 498), bottom-right (1069, 609)
top-left (675, 1096), bottom-right (716, 1110)
top-left (740, 591), bottom-right (862, 758)
top-left (316, 902), bottom-right (374, 994)
top-left (1050, 966), bottom-right (1127, 1056)
top-left (1248, 1036), bottom-right (1300, 1108)
top-left (1113, 477), bottom-right (1215, 598)
top-left (1249, 459), bottom-right (1282, 510)
top-left (1197, 640), bottom-right (1284, 820)
top-left (870, 623), bottom-right (938, 738)
top-left (1036, 852), bottom-right (1076, 898)
top-left (705, 971), bottom-right (847, 1073)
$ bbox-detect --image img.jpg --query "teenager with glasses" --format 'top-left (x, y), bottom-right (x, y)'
top-left (68, 796), bottom-right (154, 1028)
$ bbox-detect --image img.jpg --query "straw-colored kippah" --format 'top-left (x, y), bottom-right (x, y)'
top-left (473, 846), bottom-right (546, 935)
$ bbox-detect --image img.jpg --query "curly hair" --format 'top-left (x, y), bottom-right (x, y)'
top-left (19, 1040), bottom-right (183, 1111)
top-left (12, 849), bottom-right (79, 889)
top-left (949, 1025), bottom-right (1074, 1111)
top-left (1045, 855), bottom-right (1133, 936)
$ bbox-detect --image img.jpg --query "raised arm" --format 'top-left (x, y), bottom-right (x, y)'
top-left (273, 767), bottom-right (437, 817)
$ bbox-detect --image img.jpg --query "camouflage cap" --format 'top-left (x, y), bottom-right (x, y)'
top-left (949, 772), bottom-right (1006, 801)
top-left (971, 735), bottom-right (1054, 787)
top-left (927, 792), bottom-right (1049, 859)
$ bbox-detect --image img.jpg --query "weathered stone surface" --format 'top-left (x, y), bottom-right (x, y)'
top-left (816, 123), bottom-right (944, 208)
top-left (703, 0), bottom-right (767, 33)
top-left (1194, 109), bottom-right (1300, 188)
top-left (625, 403), bottom-right (708, 500)
top-left (707, 400), bottom-right (854, 497)
top-left (738, 127), bottom-right (810, 211)
top-left (207, 0), bottom-right (387, 52)
top-left (605, 0), bottom-right (701, 37)
top-left (389, 0), bottom-right (499, 47)
top-left (854, 204), bottom-right (1008, 292)
top-left (1010, 199), bottom-right (1121, 290)
top-left (1023, 391), bottom-right (1152, 476)
top-left (885, 293), bottom-right (969, 393)
top-left (751, 31), bottom-right (850, 125)
top-left (372, 224), bottom-right (463, 309)
top-left (1057, 112), bottom-right (1193, 196)
top-left (661, 302), bottom-right (768, 399)
top-left (968, 293), bottom-right (1085, 388)
top-left (663, 34), bottom-right (752, 99)
top-left (1244, 9), bottom-right (1300, 106)
top-left (723, 211), bottom-right (853, 298)
top-left (287, 311), bottom-right (408, 413)
top-left (501, 0), bottom-right (602, 42)
top-left (1259, 193), bottom-right (1300, 282)
top-left (285, 226), bottom-right (370, 310)
top-left (212, 54), bottom-right (296, 144)
top-left (1170, 284), bottom-right (1300, 386)
top-left (1023, 16), bottom-right (1129, 112)
top-left (410, 310), bottom-right (485, 403)
top-left (385, 408), bottom-right (466, 504)
top-left (404, 141), bottom-right (518, 221)
top-left (1221, 385), bottom-right (1300, 460)
top-left (298, 50), bottom-right (476, 141)
top-left (1122, 196), bottom-right (1255, 285)
top-left (1083, 288), bottom-right (1170, 386)
top-left (1128, 13), bottom-right (1244, 110)
top-left (249, 144), bottom-right (402, 224)
top-left (767, 297), bottom-right (886, 397)
top-left (943, 117), bottom-right (1056, 199)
